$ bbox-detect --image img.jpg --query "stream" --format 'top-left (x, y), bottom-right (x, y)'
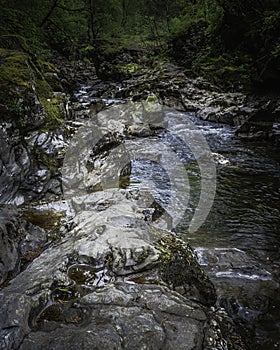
top-left (123, 109), bottom-right (280, 349)
top-left (72, 82), bottom-right (280, 348)
top-left (1, 77), bottom-right (278, 349)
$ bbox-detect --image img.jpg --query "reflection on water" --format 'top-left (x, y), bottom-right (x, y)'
top-left (126, 112), bottom-right (280, 349)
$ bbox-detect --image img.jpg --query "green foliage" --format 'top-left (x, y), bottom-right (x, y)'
top-left (168, 0), bottom-right (280, 90)
top-left (193, 54), bottom-right (251, 90)
top-left (6, 98), bottom-right (24, 118)
top-left (0, 0), bottom-right (279, 90)
top-left (41, 97), bottom-right (64, 130)
top-left (0, 7), bottom-right (49, 59)
top-left (79, 44), bottom-right (95, 60)
top-left (117, 62), bottom-right (140, 74)
top-left (36, 79), bottom-right (64, 129)
top-left (170, 0), bottom-right (223, 36)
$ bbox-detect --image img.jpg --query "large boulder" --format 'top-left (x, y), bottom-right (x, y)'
top-left (0, 190), bottom-right (244, 350)
top-left (235, 98), bottom-right (280, 143)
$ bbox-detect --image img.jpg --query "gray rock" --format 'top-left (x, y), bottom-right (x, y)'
top-left (0, 186), bottom-right (239, 349)
top-left (0, 206), bottom-right (47, 286)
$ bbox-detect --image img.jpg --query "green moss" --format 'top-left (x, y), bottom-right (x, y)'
top-left (156, 235), bottom-right (196, 276)
top-left (39, 61), bottom-right (61, 91)
top-left (0, 34), bottom-right (29, 52)
top-left (156, 235), bottom-right (196, 290)
top-left (41, 98), bottom-right (64, 130)
top-left (6, 98), bottom-right (24, 117)
top-left (30, 73), bottom-right (64, 130)
top-left (39, 151), bottom-right (61, 173)
top-left (34, 67), bottom-right (64, 129)
top-left (0, 48), bottom-right (32, 102)
top-left (136, 249), bottom-right (150, 263)
top-left (35, 78), bottom-right (52, 99)
top-left (0, 35), bottom-right (64, 131)
top-left (155, 234), bottom-right (217, 305)
top-left (39, 60), bottom-right (59, 74)
top-left (118, 62), bottom-right (140, 74)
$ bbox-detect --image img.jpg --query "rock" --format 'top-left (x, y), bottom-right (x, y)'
top-left (0, 190), bottom-right (242, 350)
top-left (19, 283), bottom-right (215, 350)
top-left (0, 206), bottom-right (47, 286)
top-left (0, 206), bottom-right (21, 285)
top-left (0, 38), bottom-right (68, 133)
top-left (0, 124), bottom-right (70, 204)
top-left (235, 99), bottom-right (280, 142)
top-left (100, 60), bottom-right (251, 127)
top-left (127, 123), bottom-right (154, 137)
top-left (0, 126), bottom-right (30, 204)
top-left (53, 55), bottom-right (278, 146)
top-left (0, 40), bottom-right (74, 205)
top-left (49, 56), bottom-right (97, 93)
top-left (53, 54), bottom-right (279, 146)
top-left (196, 247), bottom-right (280, 347)
top-left (90, 40), bottom-right (149, 82)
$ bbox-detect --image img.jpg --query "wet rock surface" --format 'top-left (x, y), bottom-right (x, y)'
top-left (1, 55), bottom-right (277, 349)
top-left (195, 247), bottom-right (280, 349)
top-left (70, 57), bottom-right (279, 143)
top-left (0, 95), bottom-right (245, 349)
top-left (0, 42), bottom-right (70, 205)
top-left (0, 122), bottom-right (68, 205)
top-left (48, 53), bottom-right (280, 145)
top-left (0, 190), bottom-right (244, 350)
top-left (0, 205), bottom-right (47, 286)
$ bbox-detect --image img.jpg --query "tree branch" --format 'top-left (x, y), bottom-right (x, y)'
top-left (56, 4), bottom-right (86, 12)
top-left (39, 0), bottom-right (59, 27)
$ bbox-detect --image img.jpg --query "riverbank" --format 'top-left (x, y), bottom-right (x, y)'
top-left (0, 46), bottom-right (279, 349)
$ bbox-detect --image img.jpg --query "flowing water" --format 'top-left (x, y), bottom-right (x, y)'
top-left (125, 110), bottom-right (280, 349)
top-left (72, 84), bottom-right (280, 348)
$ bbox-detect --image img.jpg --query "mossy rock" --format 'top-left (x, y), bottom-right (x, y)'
top-left (156, 235), bottom-right (217, 306)
top-left (31, 140), bottom-right (63, 173)
top-left (0, 47), bottom-right (32, 102)
top-left (0, 36), bottom-right (64, 131)
top-left (39, 61), bottom-right (59, 75)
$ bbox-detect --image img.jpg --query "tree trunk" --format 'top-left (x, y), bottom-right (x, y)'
top-left (121, 0), bottom-right (128, 27)
top-left (39, 0), bottom-right (59, 27)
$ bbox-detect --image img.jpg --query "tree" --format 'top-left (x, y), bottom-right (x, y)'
top-left (39, 0), bottom-right (60, 28)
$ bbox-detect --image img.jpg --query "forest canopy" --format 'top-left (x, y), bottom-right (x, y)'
top-left (0, 0), bottom-right (280, 90)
